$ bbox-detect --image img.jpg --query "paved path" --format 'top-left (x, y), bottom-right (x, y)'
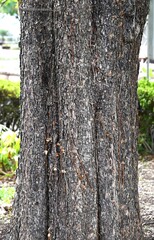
top-left (0, 48), bottom-right (20, 81)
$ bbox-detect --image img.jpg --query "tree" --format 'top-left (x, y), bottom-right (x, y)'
top-left (9, 1), bottom-right (149, 239)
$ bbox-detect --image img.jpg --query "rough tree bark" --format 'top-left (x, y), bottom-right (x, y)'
top-left (8, 1), bottom-right (149, 240)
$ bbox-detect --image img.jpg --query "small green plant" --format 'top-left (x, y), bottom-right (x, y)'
top-left (0, 124), bottom-right (20, 173)
top-left (0, 29), bottom-right (9, 37)
top-left (0, 79), bottom-right (20, 131)
top-left (138, 78), bottom-right (154, 154)
top-left (0, 186), bottom-right (15, 204)
top-left (0, 29), bottom-right (9, 45)
top-left (138, 78), bottom-right (154, 110)
top-left (0, 79), bottom-right (20, 98)
top-left (141, 67), bottom-right (153, 79)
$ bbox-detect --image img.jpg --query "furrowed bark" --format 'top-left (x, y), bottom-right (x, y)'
top-left (8, 1), bottom-right (53, 239)
top-left (9, 1), bottom-right (149, 240)
top-left (91, 2), bottom-right (149, 239)
top-left (48, 1), bottom-right (98, 239)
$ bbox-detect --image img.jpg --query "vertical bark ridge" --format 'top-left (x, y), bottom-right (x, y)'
top-left (47, 1), bottom-right (97, 240)
top-left (94, 108), bottom-right (101, 240)
top-left (9, 1), bottom-right (53, 239)
top-left (48, 1), bottom-right (98, 239)
top-left (91, 2), bottom-right (101, 238)
top-left (91, 2), bottom-right (149, 239)
top-left (9, 1), bottom-right (149, 240)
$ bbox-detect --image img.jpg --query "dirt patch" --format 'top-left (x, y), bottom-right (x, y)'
top-left (0, 159), bottom-right (154, 239)
top-left (139, 159), bottom-right (154, 239)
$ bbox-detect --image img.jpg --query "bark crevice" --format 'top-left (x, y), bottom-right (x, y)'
top-left (94, 107), bottom-right (101, 240)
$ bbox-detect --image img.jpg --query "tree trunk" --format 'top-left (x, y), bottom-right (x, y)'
top-left (9, 1), bottom-right (149, 240)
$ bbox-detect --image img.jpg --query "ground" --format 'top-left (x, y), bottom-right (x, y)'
top-left (0, 158), bottom-right (154, 240)
top-left (139, 157), bottom-right (154, 239)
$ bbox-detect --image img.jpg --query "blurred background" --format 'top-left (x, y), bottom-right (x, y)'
top-left (0, 0), bottom-right (19, 81)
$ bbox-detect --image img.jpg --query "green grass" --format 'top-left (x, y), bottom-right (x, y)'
top-left (0, 186), bottom-right (15, 204)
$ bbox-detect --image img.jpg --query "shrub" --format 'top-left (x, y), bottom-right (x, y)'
top-left (0, 186), bottom-right (15, 204)
top-left (0, 29), bottom-right (9, 45)
top-left (0, 77), bottom-right (153, 169)
top-left (0, 124), bottom-right (20, 173)
top-left (138, 78), bottom-right (154, 154)
top-left (0, 79), bottom-right (20, 131)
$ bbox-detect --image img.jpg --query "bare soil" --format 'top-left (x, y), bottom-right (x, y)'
top-left (0, 159), bottom-right (154, 240)
top-left (139, 158), bottom-right (154, 239)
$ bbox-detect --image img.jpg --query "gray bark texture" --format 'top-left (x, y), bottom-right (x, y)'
top-left (8, 1), bottom-right (149, 240)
